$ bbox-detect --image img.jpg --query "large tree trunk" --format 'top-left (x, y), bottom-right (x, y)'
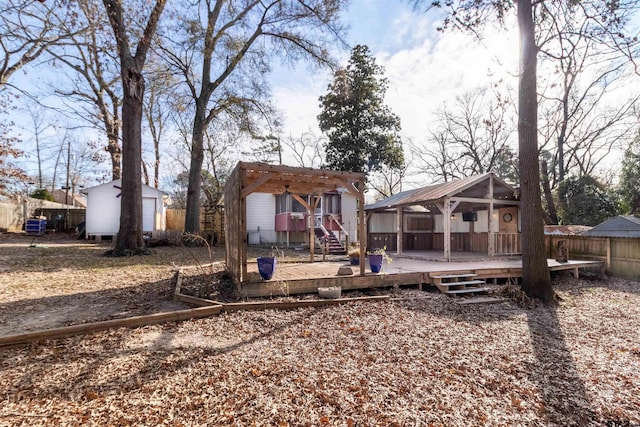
top-left (106, 126), bottom-right (122, 180)
top-left (115, 66), bottom-right (145, 251)
top-left (184, 98), bottom-right (207, 233)
top-left (518, 0), bottom-right (553, 302)
top-left (540, 159), bottom-right (558, 224)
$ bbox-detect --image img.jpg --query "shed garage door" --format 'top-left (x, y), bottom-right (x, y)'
top-left (142, 198), bottom-right (156, 232)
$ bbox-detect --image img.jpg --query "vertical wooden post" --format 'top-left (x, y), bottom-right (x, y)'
top-left (606, 237), bottom-right (611, 274)
top-left (443, 198), bottom-right (451, 262)
top-left (396, 207), bottom-right (403, 255)
top-left (469, 219), bottom-right (475, 253)
top-left (309, 196), bottom-right (315, 262)
top-left (358, 180), bottom-right (366, 276)
top-left (240, 168), bottom-right (248, 287)
top-left (488, 175), bottom-right (495, 257)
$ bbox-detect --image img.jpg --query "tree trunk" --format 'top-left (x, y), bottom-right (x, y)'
top-left (518, 0), bottom-right (553, 302)
top-left (115, 66), bottom-right (145, 251)
top-left (540, 159), bottom-right (558, 224)
top-left (106, 130), bottom-right (122, 180)
top-left (184, 98), bottom-right (207, 233)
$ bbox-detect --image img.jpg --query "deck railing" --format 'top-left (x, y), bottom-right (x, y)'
top-left (328, 213), bottom-right (350, 248)
top-left (494, 233), bottom-right (521, 255)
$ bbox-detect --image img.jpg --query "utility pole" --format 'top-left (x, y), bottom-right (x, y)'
top-left (64, 139), bottom-right (71, 231)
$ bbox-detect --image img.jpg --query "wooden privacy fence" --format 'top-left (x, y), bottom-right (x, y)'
top-left (0, 202), bottom-right (23, 232)
top-left (166, 207), bottom-right (225, 244)
top-left (546, 235), bottom-right (640, 280)
top-left (0, 199), bottom-right (85, 232)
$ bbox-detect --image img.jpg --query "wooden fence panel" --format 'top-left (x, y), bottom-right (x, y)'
top-left (166, 209), bottom-right (186, 230)
top-left (0, 202), bottom-right (23, 232)
top-left (547, 235), bottom-right (640, 280)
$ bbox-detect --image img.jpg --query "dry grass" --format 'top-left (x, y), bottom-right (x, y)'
top-left (1, 233), bottom-right (639, 426)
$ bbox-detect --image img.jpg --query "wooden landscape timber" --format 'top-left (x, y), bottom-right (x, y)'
top-left (0, 305), bottom-right (224, 348)
top-left (175, 292), bottom-right (391, 312)
top-left (0, 265), bottom-right (390, 347)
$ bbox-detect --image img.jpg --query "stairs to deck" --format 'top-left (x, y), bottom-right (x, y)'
top-left (431, 273), bottom-right (490, 297)
top-left (314, 228), bottom-right (345, 255)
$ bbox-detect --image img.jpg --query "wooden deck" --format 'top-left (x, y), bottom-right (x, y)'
top-left (241, 252), bottom-right (606, 297)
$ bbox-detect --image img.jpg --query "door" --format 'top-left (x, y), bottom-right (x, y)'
top-left (142, 198), bottom-right (156, 232)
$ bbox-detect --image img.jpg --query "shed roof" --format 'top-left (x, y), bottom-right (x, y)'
top-left (81, 179), bottom-right (168, 197)
top-left (581, 215), bottom-right (640, 237)
top-left (365, 172), bottom-right (518, 212)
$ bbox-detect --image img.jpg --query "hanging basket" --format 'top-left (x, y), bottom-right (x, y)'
top-left (257, 257), bottom-right (277, 280)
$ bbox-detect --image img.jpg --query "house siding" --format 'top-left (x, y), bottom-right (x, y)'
top-left (341, 193), bottom-right (358, 241)
top-left (246, 192), bottom-right (277, 243)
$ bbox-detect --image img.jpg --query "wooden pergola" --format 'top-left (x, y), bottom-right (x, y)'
top-left (224, 162), bottom-right (366, 289)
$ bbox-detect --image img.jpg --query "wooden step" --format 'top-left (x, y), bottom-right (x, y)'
top-left (444, 287), bottom-right (490, 295)
top-left (436, 280), bottom-right (485, 287)
top-left (431, 273), bottom-right (477, 280)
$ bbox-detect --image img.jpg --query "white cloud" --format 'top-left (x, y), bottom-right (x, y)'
top-left (273, 11), bottom-right (520, 154)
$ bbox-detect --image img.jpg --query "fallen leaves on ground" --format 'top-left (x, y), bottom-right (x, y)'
top-left (1, 235), bottom-right (639, 425)
top-left (1, 271), bottom-right (639, 426)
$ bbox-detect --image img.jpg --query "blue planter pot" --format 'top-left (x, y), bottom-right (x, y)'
top-left (257, 257), bottom-right (277, 280)
top-left (349, 257), bottom-right (359, 265)
top-left (368, 254), bottom-right (383, 273)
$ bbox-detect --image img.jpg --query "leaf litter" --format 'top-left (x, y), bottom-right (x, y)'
top-left (1, 235), bottom-right (639, 426)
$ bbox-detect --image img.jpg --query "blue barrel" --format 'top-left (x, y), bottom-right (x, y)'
top-left (26, 219), bottom-right (47, 235)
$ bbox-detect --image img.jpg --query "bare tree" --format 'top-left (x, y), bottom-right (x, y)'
top-left (426, 0), bottom-right (640, 301)
top-left (102, 0), bottom-right (167, 253)
top-left (0, 0), bottom-right (84, 87)
top-left (159, 0), bottom-right (348, 233)
top-left (0, 96), bottom-right (28, 196)
top-left (368, 159), bottom-right (412, 200)
top-left (535, 4), bottom-right (639, 224)
top-left (25, 104), bottom-right (56, 189)
top-left (47, 0), bottom-right (123, 180)
top-left (143, 56), bottom-right (176, 188)
top-left (413, 88), bottom-right (517, 182)
top-left (280, 129), bottom-right (326, 168)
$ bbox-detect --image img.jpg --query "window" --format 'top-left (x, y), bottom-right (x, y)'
top-left (292, 195), bottom-right (307, 213)
top-left (275, 194), bottom-right (288, 214)
top-left (324, 193), bottom-right (341, 214)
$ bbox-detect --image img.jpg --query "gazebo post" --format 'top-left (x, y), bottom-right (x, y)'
top-left (396, 206), bottom-right (403, 255)
top-left (488, 175), bottom-right (495, 257)
top-left (443, 198), bottom-right (451, 262)
top-left (358, 181), bottom-right (366, 276)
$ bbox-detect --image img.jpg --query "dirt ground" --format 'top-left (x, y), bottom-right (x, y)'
top-left (1, 232), bottom-right (640, 426)
top-left (0, 232), bottom-right (219, 336)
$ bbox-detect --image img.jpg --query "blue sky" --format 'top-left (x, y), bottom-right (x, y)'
top-left (7, 0), bottom-right (521, 187)
top-left (271, 0), bottom-right (519, 152)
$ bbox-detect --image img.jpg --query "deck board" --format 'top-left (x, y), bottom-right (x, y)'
top-left (242, 252), bottom-right (605, 297)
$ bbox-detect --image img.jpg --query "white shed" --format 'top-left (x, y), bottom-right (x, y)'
top-left (81, 179), bottom-right (168, 239)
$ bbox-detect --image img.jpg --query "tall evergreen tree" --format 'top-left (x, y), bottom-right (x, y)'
top-left (619, 139), bottom-right (640, 214)
top-left (318, 44), bottom-right (404, 176)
